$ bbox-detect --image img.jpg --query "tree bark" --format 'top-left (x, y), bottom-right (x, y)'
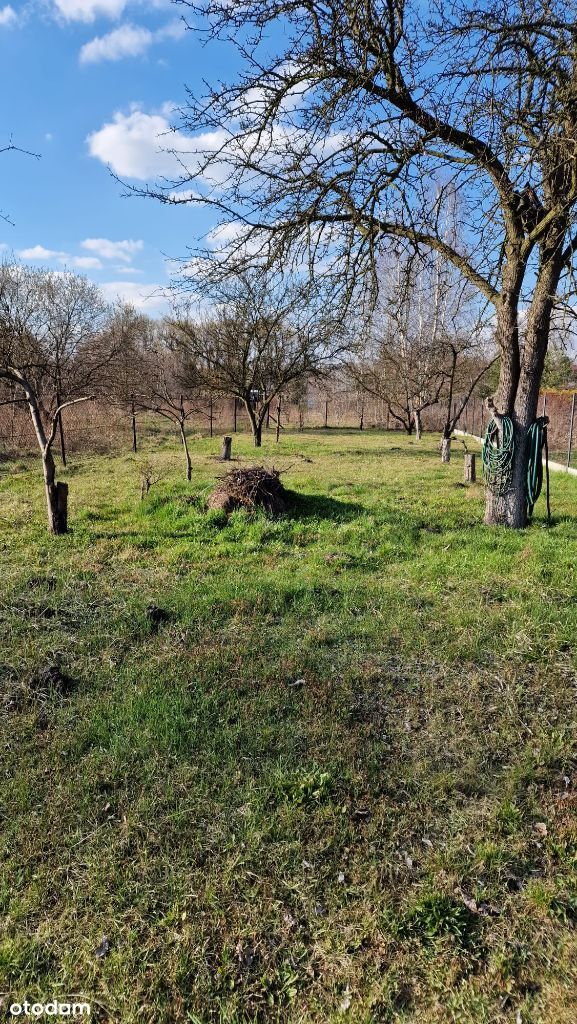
top-left (484, 240), bottom-right (564, 527)
top-left (57, 411), bottom-right (67, 467)
top-left (276, 394), bottom-right (282, 442)
top-left (464, 453), bottom-right (476, 482)
top-left (441, 436), bottom-right (451, 463)
top-left (43, 448), bottom-right (68, 534)
top-left (221, 435), bottom-right (232, 460)
top-left (245, 399), bottom-right (263, 446)
top-left (131, 397), bottom-right (137, 453)
top-left (414, 409), bottom-right (422, 441)
top-left (21, 386), bottom-right (68, 534)
top-left (179, 422), bottom-right (192, 481)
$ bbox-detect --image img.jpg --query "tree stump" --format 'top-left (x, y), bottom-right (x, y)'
top-left (464, 453), bottom-right (476, 483)
top-left (56, 482), bottom-right (68, 533)
top-left (221, 436), bottom-right (232, 461)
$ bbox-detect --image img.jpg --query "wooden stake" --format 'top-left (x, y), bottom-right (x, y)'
top-left (464, 453), bottom-right (476, 483)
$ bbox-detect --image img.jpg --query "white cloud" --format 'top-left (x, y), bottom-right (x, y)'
top-left (167, 187), bottom-right (201, 203)
top-left (100, 279), bottom-right (169, 312)
top-left (87, 105), bottom-right (227, 181)
top-left (53, 0), bottom-right (129, 22)
top-left (68, 255), bottom-right (103, 269)
top-left (18, 245), bottom-right (68, 260)
top-left (78, 20), bottom-right (182, 64)
top-left (81, 237), bottom-right (143, 262)
top-left (79, 18), bottom-right (184, 63)
top-left (0, 5), bottom-right (17, 26)
top-left (80, 23), bottom-right (151, 63)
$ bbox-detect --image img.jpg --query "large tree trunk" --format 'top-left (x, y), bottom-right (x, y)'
top-left (484, 243), bottom-right (563, 527)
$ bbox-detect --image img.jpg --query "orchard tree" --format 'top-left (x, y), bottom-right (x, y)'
top-left (143, 0), bottom-right (577, 527)
top-left (0, 263), bottom-right (125, 533)
top-left (128, 318), bottom-right (204, 480)
top-left (351, 251), bottom-right (457, 441)
top-left (350, 248), bottom-right (493, 457)
top-left (169, 272), bottom-right (345, 446)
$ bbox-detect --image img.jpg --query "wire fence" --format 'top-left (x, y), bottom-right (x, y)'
top-left (457, 390), bottom-right (577, 469)
top-left (2, 386), bottom-right (577, 466)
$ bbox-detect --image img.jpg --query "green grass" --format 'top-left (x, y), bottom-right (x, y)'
top-left (2, 428), bottom-right (577, 1023)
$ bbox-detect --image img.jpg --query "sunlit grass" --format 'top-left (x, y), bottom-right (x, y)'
top-left (1, 428), bottom-right (577, 1022)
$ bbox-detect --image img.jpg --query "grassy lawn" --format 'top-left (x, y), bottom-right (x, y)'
top-left (2, 428), bottom-right (577, 1023)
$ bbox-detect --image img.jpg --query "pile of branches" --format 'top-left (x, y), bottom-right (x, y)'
top-left (208, 466), bottom-right (287, 515)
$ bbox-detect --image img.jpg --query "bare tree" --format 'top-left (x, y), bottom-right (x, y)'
top-left (438, 340), bottom-right (496, 462)
top-left (128, 319), bottom-right (203, 480)
top-left (169, 273), bottom-right (344, 447)
top-left (143, 0), bottom-right (577, 526)
top-left (350, 248), bottom-right (491, 453)
top-left (0, 263), bottom-right (124, 533)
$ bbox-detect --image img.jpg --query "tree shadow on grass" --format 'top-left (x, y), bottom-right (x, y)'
top-left (285, 490), bottom-right (365, 522)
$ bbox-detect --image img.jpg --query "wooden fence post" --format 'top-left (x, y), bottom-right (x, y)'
top-left (464, 453), bottom-right (476, 483)
top-left (221, 436), bottom-right (232, 461)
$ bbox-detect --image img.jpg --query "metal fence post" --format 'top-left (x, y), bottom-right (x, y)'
top-left (567, 393), bottom-right (575, 470)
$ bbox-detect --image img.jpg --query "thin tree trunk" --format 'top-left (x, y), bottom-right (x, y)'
top-left (57, 408), bottom-right (67, 467)
top-left (414, 409), bottom-right (422, 441)
top-left (441, 434), bottom-right (451, 463)
top-left (276, 394), bottom-right (282, 442)
top-left (23, 387), bottom-right (67, 534)
top-left (42, 447), bottom-right (66, 534)
top-left (179, 422), bottom-right (192, 481)
top-left (131, 397), bottom-right (137, 453)
top-left (245, 400), bottom-right (263, 447)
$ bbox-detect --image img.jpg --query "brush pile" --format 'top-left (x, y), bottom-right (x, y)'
top-left (208, 466), bottom-right (287, 515)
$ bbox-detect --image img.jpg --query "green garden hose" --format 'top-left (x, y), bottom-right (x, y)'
top-left (526, 416), bottom-right (550, 519)
top-left (482, 415), bottom-right (514, 494)
top-left (482, 414), bottom-right (550, 519)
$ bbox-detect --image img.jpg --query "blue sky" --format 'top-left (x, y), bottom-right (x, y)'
top-left (0, 0), bottom-right (230, 312)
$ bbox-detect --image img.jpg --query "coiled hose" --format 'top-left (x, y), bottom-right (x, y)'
top-left (481, 414), bottom-right (550, 519)
top-left (482, 415), bottom-right (514, 494)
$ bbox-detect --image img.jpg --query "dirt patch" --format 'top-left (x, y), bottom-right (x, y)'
top-left (29, 663), bottom-right (75, 697)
